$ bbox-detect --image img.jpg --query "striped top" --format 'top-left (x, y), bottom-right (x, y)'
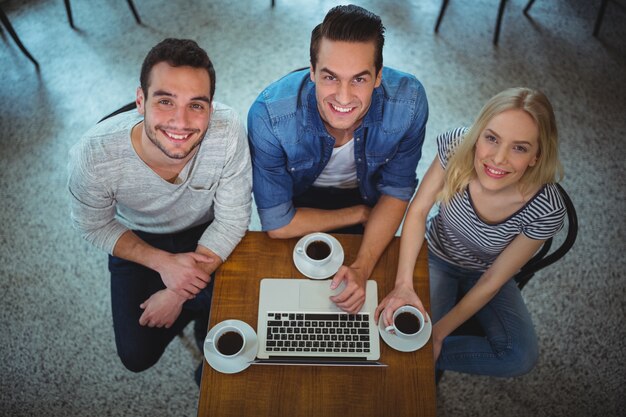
top-left (425, 128), bottom-right (566, 272)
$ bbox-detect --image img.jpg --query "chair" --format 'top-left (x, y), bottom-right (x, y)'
top-left (451, 183), bottom-right (578, 336)
top-left (434, 0), bottom-right (508, 45)
top-left (436, 0), bottom-right (616, 45)
top-left (524, 0), bottom-right (611, 37)
top-left (98, 102), bottom-right (137, 123)
top-left (0, 6), bottom-right (39, 69)
top-left (64, 0), bottom-right (141, 29)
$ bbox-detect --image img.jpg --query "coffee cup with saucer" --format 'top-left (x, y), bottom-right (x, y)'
top-left (293, 232), bottom-right (344, 279)
top-left (204, 319), bottom-right (258, 374)
top-left (378, 305), bottom-right (432, 352)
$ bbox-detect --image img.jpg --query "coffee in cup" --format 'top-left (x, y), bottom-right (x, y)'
top-left (305, 240), bottom-right (331, 260)
top-left (209, 326), bottom-right (246, 358)
top-left (296, 233), bottom-right (335, 266)
top-left (394, 311), bottom-right (421, 334)
top-left (385, 305), bottom-right (425, 338)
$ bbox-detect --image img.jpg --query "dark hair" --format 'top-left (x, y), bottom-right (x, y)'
top-left (310, 5), bottom-right (385, 74)
top-left (140, 38), bottom-right (216, 101)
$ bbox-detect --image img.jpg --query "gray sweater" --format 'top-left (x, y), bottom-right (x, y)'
top-left (68, 102), bottom-right (252, 261)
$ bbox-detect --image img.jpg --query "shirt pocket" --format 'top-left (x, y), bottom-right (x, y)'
top-left (287, 158), bottom-right (317, 182)
top-left (187, 181), bottom-right (218, 211)
top-left (364, 151), bottom-right (395, 169)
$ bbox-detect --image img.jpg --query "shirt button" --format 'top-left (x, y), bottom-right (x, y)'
top-left (357, 158), bottom-right (362, 162)
top-left (363, 196), bottom-right (368, 200)
top-left (356, 138), bottom-right (360, 142)
top-left (385, 158), bottom-right (389, 162)
top-left (290, 167), bottom-right (295, 171)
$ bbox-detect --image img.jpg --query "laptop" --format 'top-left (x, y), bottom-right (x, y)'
top-left (254, 278), bottom-right (384, 366)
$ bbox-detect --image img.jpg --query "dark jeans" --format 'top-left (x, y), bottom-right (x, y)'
top-left (293, 186), bottom-right (367, 234)
top-left (108, 222), bottom-right (213, 372)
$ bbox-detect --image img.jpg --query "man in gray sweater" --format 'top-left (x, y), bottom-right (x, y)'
top-left (68, 39), bottom-right (252, 383)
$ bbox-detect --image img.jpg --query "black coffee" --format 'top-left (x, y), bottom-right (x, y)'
top-left (395, 312), bottom-right (421, 335)
top-left (306, 240), bottom-right (331, 260)
top-left (217, 331), bottom-right (244, 356)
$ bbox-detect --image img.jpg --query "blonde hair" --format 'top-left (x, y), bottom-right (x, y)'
top-left (440, 87), bottom-right (563, 203)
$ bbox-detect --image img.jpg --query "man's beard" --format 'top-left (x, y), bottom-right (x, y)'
top-left (145, 123), bottom-right (205, 160)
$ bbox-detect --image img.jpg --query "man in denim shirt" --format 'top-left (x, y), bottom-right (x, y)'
top-left (248, 5), bottom-right (428, 313)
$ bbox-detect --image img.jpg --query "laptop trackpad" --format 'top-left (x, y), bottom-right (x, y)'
top-left (298, 280), bottom-right (342, 312)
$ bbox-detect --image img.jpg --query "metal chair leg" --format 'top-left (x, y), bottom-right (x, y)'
top-left (593, 0), bottom-right (609, 37)
top-left (493, 0), bottom-right (508, 45)
top-left (126, 0), bottom-right (141, 25)
top-left (523, 0), bottom-right (536, 16)
top-left (0, 7), bottom-right (40, 69)
top-left (434, 0), bottom-right (449, 33)
top-left (64, 0), bottom-right (75, 29)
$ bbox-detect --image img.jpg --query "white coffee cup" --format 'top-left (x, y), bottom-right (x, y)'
top-left (385, 305), bottom-right (425, 338)
top-left (206, 325), bottom-right (246, 358)
top-left (295, 233), bottom-right (335, 266)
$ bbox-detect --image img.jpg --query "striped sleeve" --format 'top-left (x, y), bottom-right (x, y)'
top-left (436, 127), bottom-right (468, 169)
top-left (521, 183), bottom-right (566, 240)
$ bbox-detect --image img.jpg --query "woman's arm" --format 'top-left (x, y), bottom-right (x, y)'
top-left (375, 156), bottom-right (445, 325)
top-left (432, 234), bottom-right (545, 359)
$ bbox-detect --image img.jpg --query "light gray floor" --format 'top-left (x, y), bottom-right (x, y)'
top-left (1, 0), bottom-right (624, 416)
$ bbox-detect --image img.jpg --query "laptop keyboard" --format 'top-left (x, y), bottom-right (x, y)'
top-left (264, 312), bottom-right (371, 354)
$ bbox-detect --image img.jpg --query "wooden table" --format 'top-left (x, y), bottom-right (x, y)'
top-left (197, 231), bottom-right (435, 417)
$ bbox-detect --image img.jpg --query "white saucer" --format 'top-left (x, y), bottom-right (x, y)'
top-left (378, 313), bottom-right (432, 352)
top-left (293, 234), bottom-right (344, 279)
top-left (204, 319), bottom-right (258, 374)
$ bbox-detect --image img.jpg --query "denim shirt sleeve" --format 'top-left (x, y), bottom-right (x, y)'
top-left (247, 99), bottom-right (297, 231)
top-left (376, 79), bottom-right (429, 201)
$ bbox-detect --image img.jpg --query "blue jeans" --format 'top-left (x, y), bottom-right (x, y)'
top-left (429, 253), bottom-right (538, 377)
top-left (108, 222), bottom-right (214, 372)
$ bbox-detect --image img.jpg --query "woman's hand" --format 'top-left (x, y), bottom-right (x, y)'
top-left (374, 284), bottom-right (427, 328)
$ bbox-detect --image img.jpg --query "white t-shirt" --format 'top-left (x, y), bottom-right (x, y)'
top-left (313, 139), bottom-right (358, 188)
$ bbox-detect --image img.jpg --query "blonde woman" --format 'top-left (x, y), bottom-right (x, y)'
top-left (375, 88), bottom-right (565, 378)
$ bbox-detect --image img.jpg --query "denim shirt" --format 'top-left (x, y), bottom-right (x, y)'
top-left (247, 68), bottom-right (428, 231)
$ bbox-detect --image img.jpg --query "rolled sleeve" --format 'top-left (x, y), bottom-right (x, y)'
top-left (377, 184), bottom-right (418, 202)
top-left (257, 201), bottom-right (296, 231)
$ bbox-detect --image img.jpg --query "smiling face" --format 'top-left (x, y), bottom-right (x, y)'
top-left (136, 62), bottom-right (212, 163)
top-left (311, 38), bottom-right (382, 143)
top-left (473, 109), bottom-right (540, 194)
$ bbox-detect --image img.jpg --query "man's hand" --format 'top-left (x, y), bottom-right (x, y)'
top-left (139, 289), bottom-right (186, 328)
top-left (374, 284), bottom-right (427, 328)
top-left (155, 252), bottom-right (214, 299)
top-left (329, 265), bottom-right (368, 314)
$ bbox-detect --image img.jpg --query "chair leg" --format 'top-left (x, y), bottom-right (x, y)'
top-left (593, 0), bottom-right (609, 37)
top-left (434, 0), bottom-right (449, 33)
top-left (272, 0), bottom-right (276, 7)
top-left (64, 0), bottom-right (76, 29)
top-left (523, 0), bottom-right (535, 16)
top-left (493, 0), bottom-right (508, 45)
top-left (0, 7), bottom-right (40, 69)
top-left (126, 0), bottom-right (141, 25)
